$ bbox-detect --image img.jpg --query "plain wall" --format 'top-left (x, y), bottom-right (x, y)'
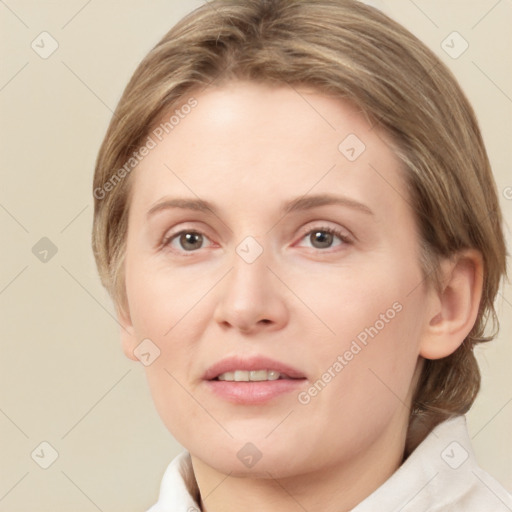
top-left (1, 1), bottom-right (511, 510)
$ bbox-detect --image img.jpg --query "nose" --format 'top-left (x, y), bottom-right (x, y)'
top-left (212, 244), bottom-right (289, 334)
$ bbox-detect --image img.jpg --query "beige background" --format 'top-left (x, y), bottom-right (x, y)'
top-left (0, 1), bottom-right (511, 510)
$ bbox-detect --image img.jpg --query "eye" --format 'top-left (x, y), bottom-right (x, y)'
top-left (162, 230), bottom-right (213, 252)
top-left (296, 226), bottom-right (351, 250)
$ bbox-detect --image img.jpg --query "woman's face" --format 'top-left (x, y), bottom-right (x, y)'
top-left (120, 81), bottom-right (435, 477)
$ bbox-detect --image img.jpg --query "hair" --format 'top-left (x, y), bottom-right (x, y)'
top-left (92, 0), bottom-right (507, 453)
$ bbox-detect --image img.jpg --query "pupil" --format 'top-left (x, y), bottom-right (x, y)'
top-left (181, 232), bottom-right (202, 250)
top-left (311, 231), bottom-right (332, 249)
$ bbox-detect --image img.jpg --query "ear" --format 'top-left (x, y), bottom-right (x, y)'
top-left (117, 303), bottom-right (139, 361)
top-left (419, 249), bottom-right (484, 360)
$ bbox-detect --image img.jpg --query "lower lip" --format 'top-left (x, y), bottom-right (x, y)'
top-left (204, 379), bottom-right (306, 404)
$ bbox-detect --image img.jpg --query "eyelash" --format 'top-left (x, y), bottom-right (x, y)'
top-left (161, 225), bottom-right (352, 254)
top-left (297, 225), bottom-right (352, 249)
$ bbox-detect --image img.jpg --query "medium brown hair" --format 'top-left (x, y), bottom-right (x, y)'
top-left (92, 0), bottom-right (507, 450)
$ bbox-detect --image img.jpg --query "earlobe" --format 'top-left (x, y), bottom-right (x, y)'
top-left (419, 249), bottom-right (484, 360)
top-left (117, 304), bottom-right (139, 362)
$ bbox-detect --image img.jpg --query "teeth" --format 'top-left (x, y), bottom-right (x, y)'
top-left (216, 370), bottom-right (282, 382)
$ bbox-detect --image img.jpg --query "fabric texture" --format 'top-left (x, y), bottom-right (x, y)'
top-left (147, 415), bottom-right (512, 511)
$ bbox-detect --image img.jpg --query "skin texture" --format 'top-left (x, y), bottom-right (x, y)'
top-left (118, 81), bottom-right (483, 512)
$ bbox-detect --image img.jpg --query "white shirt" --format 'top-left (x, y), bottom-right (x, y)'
top-left (147, 415), bottom-right (512, 511)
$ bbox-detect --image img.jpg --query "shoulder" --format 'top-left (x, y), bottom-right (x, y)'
top-left (352, 415), bottom-right (512, 511)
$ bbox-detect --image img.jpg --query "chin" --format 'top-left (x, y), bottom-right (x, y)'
top-left (190, 434), bottom-right (292, 470)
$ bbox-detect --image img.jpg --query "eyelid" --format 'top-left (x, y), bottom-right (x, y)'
top-left (294, 222), bottom-right (354, 245)
top-left (160, 221), bottom-right (354, 254)
top-left (160, 224), bottom-right (216, 253)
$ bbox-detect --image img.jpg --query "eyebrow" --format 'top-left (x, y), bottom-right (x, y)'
top-left (283, 194), bottom-right (374, 216)
top-left (146, 193), bottom-right (374, 218)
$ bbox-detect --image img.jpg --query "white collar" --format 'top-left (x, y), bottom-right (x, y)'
top-left (148, 415), bottom-right (512, 511)
top-left (351, 415), bottom-right (512, 511)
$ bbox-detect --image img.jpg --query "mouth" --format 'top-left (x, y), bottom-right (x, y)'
top-left (203, 356), bottom-right (307, 404)
top-left (203, 355), bottom-right (306, 381)
top-left (214, 369), bottom-right (303, 382)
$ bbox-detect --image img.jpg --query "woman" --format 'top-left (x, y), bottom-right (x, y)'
top-left (92, 1), bottom-right (511, 510)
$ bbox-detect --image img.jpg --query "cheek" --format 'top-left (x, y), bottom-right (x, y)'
top-left (125, 256), bottom-right (212, 336)
top-left (301, 300), bottom-right (423, 445)
top-left (287, 298), bottom-right (423, 467)
top-left (302, 253), bottom-right (424, 398)
top-left (123, 257), bottom-right (215, 428)
top-left (292, 260), bottom-right (412, 344)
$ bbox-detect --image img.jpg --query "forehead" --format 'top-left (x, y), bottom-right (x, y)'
top-left (129, 80), bottom-right (410, 222)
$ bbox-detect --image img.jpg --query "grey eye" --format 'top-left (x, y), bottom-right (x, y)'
top-left (309, 230), bottom-right (335, 249)
top-left (178, 232), bottom-right (204, 251)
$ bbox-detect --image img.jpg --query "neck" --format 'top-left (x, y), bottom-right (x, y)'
top-left (190, 414), bottom-right (409, 512)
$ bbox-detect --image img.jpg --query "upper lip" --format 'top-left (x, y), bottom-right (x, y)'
top-left (203, 355), bottom-right (307, 381)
